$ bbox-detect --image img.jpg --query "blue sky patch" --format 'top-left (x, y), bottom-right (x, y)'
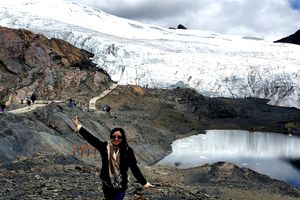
top-left (289, 0), bottom-right (300, 10)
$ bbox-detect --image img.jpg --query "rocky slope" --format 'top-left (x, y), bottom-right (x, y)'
top-left (0, 26), bottom-right (113, 106)
top-left (97, 85), bottom-right (300, 136)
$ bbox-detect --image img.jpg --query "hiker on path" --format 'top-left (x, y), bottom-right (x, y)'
top-left (68, 98), bottom-right (76, 107)
top-left (26, 98), bottom-right (31, 109)
top-left (103, 105), bottom-right (111, 113)
top-left (0, 100), bottom-right (5, 113)
top-left (30, 93), bottom-right (36, 104)
top-left (72, 115), bottom-right (154, 200)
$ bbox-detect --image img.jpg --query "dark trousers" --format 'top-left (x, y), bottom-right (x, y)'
top-left (102, 183), bottom-right (126, 200)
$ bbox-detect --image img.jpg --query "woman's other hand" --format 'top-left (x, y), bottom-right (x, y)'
top-left (143, 182), bottom-right (155, 189)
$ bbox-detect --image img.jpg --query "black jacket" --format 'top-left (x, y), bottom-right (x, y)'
top-left (78, 127), bottom-right (147, 188)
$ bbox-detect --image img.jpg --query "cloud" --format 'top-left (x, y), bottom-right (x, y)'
top-left (70, 0), bottom-right (300, 39)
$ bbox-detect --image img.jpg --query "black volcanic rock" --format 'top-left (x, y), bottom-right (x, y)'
top-left (177, 24), bottom-right (187, 29)
top-left (274, 29), bottom-right (300, 45)
top-left (168, 24), bottom-right (188, 30)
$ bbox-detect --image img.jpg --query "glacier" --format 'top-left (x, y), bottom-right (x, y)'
top-left (0, 0), bottom-right (300, 108)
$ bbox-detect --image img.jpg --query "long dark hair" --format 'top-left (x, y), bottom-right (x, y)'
top-left (110, 127), bottom-right (128, 149)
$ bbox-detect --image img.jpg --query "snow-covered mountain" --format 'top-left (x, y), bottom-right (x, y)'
top-left (1, 0), bottom-right (300, 108)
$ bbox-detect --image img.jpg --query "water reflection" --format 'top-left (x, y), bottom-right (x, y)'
top-left (157, 130), bottom-right (300, 188)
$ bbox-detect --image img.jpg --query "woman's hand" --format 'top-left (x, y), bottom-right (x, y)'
top-left (143, 182), bottom-right (155, 189)
top-left (72, 115), bottom-right (79, 129)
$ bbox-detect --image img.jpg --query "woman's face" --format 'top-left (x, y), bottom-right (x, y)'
top-left (111, 131), bottom-right (123, 146)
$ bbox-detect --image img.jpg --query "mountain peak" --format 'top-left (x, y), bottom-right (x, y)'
top-left (274, 29), bottom-right (300, 45)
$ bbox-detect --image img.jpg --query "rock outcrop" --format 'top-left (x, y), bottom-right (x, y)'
top-left (274, 29), bottom-right (300, 45)
top-left (0, 26), bottom-right (113, 106)
top-left (177, 24), bottom-right (187, 29)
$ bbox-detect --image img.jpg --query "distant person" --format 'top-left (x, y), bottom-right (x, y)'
top-left (0, 100), bottom-right (6, 113)
top-left (68, 98), bottom-right (76, 107)
top-left (26, 99), bottom-right (31, 109)
top-left (30, 93), bottom-right (37, 104)
top-left (72, 115), bottom-right (155, 200)
top-left (103, 105), bottom-right (111, 113)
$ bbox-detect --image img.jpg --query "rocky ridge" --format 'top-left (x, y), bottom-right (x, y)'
top-left (0, 26), bottom-right (113, 106)
top-left (274, 29), bottom-right (300, 45)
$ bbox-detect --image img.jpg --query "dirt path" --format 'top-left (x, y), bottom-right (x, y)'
top-left (7, 83), bottom-right (118, 114)
top-left (7, 100), bottom-right (62, 114)
top-left (89, 83), bottom-right (117, 111)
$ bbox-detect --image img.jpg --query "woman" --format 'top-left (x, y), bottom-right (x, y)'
top-left (72, 115), bottom-right (154, 200)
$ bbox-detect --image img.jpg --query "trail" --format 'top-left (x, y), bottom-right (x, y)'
top-left (7, 83), bottom-right (118, 114)
top-left (89, 83), bottom-right (118, 111)
top-left (8, 100), bottom-right (62, 114)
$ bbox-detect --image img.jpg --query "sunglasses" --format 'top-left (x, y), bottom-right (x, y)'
top-left (111, 136), bottom-right (122, 140)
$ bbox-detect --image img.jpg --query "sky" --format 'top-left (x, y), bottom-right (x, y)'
top-left (69, 0), bottom-right (300, 39)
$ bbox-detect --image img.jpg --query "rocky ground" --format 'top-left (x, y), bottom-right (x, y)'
top-left (1, 152), bottom-right (300, 200)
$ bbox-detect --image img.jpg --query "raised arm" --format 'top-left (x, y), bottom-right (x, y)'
top-left (72, 115), bottom-right (105, 150)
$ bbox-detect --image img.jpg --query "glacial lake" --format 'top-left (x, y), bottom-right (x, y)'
top-left (157, 130), bottom-right (300, 188)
